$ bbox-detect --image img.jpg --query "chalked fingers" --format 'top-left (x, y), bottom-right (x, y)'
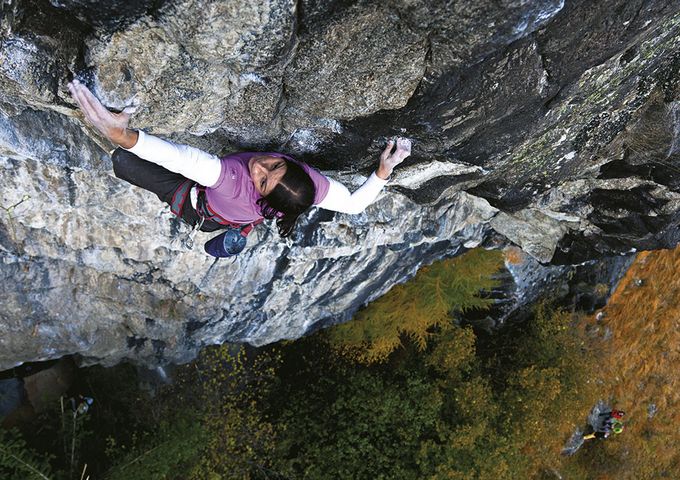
top-left (68, 81), bottom-right (98, 123)
top-left (394, 137), bottom-right (411, 161)
top-left (380, 139), bottom-right (395, 162)
top-left (74, 80), bottom-right (106, 123)
top-left (67, 80), bottom-right (131, 142)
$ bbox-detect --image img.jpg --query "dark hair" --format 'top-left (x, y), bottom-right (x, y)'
top-left (257, 160), bottom-right (315, 237)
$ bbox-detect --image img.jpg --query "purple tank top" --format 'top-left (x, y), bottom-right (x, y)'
top-left (204, 152), bottom-right (330, 224)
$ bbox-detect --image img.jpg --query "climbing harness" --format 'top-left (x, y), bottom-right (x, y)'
top-left (170, 179), bottom-right (193, 217)
top-left (169, 181), bottom-right (261, 257)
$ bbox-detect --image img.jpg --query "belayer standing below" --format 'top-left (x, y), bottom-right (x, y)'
top-left (67, 79), bottom-right (411, 257)
top-left (583, 409), bottom-right (626, 440)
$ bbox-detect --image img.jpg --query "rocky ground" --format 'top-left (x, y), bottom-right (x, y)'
top-left (0, 0), bottom-right (679, 368)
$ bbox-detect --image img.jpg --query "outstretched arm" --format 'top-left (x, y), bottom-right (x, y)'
top-left (317, 138), bottom-right (411, 214)
top-left (122, 131), bottom-right (222, 187)
top-left (67, 79), bottom-right (221, 186)
top-left (67, 79), bottom-right (138, 148)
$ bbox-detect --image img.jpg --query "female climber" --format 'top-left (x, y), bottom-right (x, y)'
top-left (67, 79), bottom-right (411, 257)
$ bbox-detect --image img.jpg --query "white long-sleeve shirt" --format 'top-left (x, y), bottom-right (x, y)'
top-left (124, 130), bottom-right (388, 214)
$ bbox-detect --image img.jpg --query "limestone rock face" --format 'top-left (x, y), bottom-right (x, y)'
top-left (0, 0), bottom-right (679, 368)
top-left (285, 4), bottom-right (427, 119)
top-left (87, 0), bottom-right (297, 137)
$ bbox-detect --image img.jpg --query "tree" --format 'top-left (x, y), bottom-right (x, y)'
top-left (0, 428), bottom-right (54, 480)
top-left (270, 301), bottom-right (601, 478)
top-left (267, 336), bottom-right (443, 480)
top-left (103, 345), bottom-right (282, 480)
top-left (498, 305), bottom-right (600, 468)
top-left (186, 345), bottom-right (281, 480)
top-left (329, 249), bottom-right (504, 363)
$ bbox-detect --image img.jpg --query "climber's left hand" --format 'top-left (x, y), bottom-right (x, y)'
top-left (377, 137), bottom-right (411, 180)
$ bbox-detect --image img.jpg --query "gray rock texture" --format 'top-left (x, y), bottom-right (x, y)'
top-left (87, 0), bottom-right (297, 137)
top-left (0, 0), bottom-right (679, 368)
top-left (285, 4), bottom-right (427, 119)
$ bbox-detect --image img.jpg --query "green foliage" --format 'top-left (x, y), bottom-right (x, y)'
top-left (264, 301), bottom-right (600, 479)
top-left (426, 323), bottom-right (476, 381)
top-left (185, 345), bottom-right (281, 480)
top-left (18, 363), bottom-right (170, 479)
top-left (0, 428), bottom-right (53, 480)
top-left (104, 417), bottom-right (206, 480)
top-left (103, 346), bottom-right (283, 480)
top-left (329, 249), bottom-right (504, 363)
top-left (268, 339), bottom-right (443, 480)
top-left (100, 346), bottom-right (282, 480)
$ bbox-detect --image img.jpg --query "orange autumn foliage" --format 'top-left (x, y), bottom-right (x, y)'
top-left (328, 249), bottom-right (504, 363)
top-left (566, 247), bottom-right (680, 478)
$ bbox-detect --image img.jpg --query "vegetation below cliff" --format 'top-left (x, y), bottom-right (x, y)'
top-left (0, 249), bottom-right (610, 479)
top-left (566, 247), bottom-right (680, 479)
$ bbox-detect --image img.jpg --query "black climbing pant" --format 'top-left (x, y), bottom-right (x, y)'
top-left (111, 148), bottom-right (223, 232)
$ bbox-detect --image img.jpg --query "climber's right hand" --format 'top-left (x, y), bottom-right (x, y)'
top-left (67, 79), bottom-right (138, 148)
